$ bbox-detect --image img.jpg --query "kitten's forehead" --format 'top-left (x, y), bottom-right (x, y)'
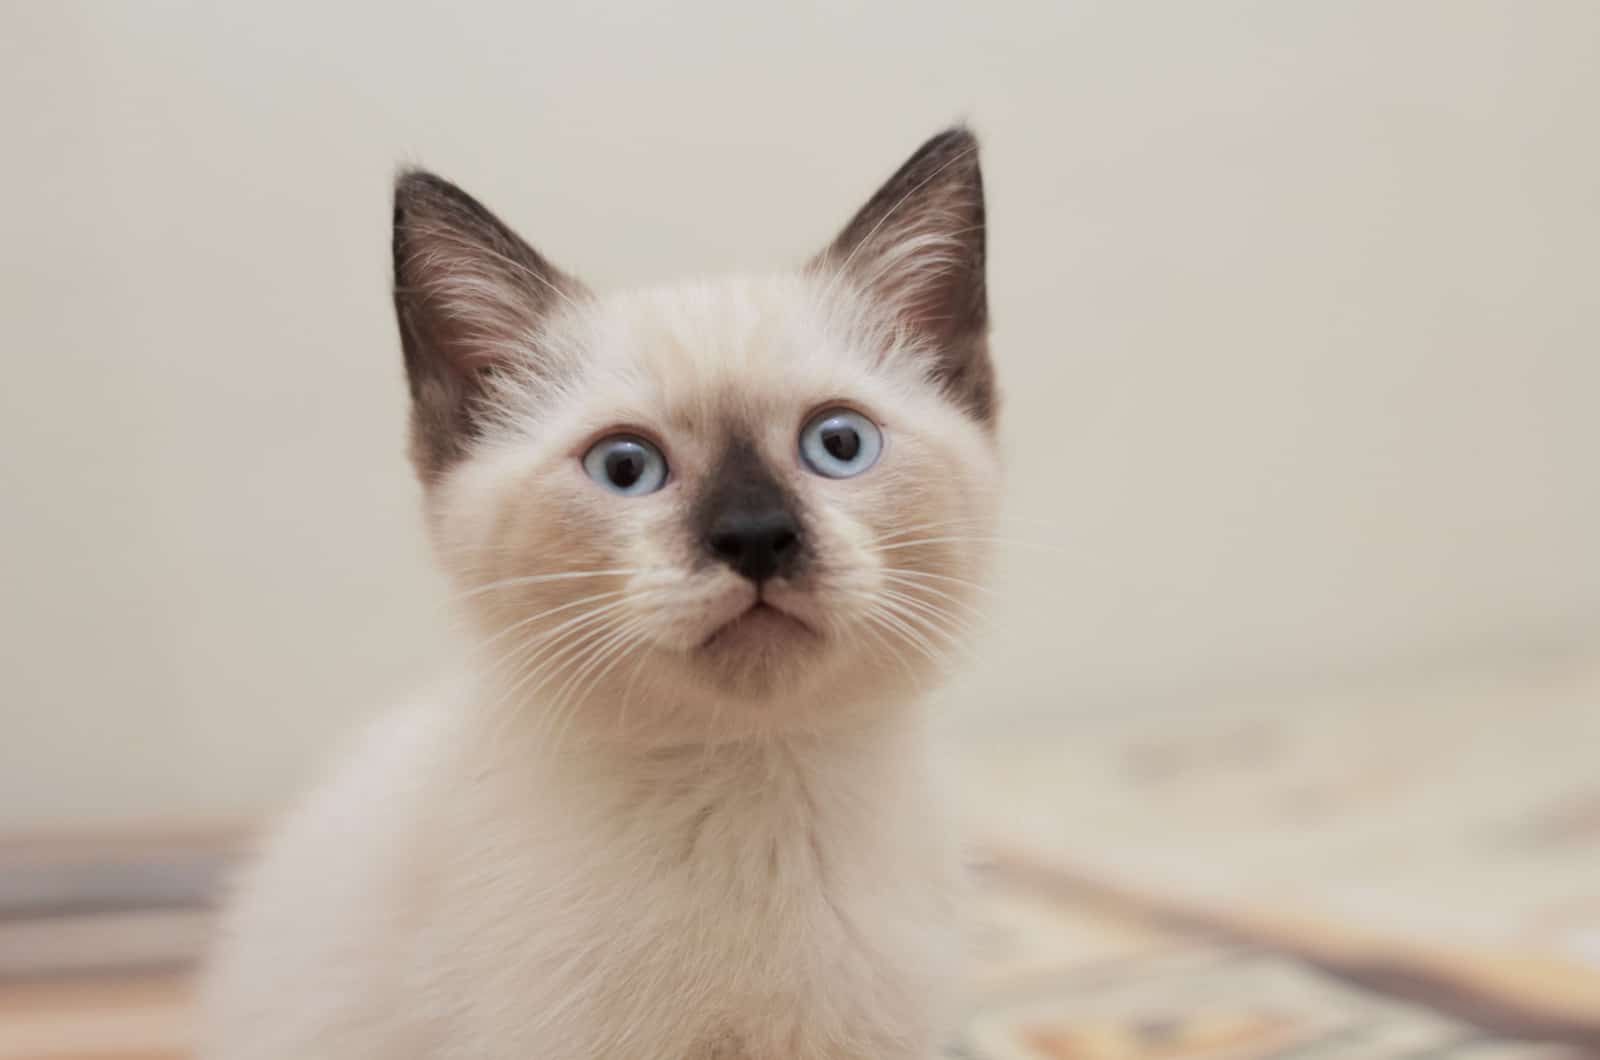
top-left (584, 275), bottom-right (871, 427)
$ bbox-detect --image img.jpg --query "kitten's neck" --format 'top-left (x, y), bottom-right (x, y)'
top-left (538, 702), bottom-right (930, 788)
top-left (480, 692), bottom-right (942, 852)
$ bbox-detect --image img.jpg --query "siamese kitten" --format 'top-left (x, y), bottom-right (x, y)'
top-left (204, 128), bottom-right (1000, 1060)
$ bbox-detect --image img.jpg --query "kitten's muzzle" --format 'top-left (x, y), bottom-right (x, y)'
top-left (694, 434), bottom-right (810, 583)
top-left (705, 509), bottom-right (803, 584)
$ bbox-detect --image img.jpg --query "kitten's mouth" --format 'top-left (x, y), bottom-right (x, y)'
top-left (699, 600), bottom-right (815, 651)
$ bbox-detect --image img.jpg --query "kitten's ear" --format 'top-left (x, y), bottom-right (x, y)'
top-left (392, 171), bottom-right (588, 479)
top-left (816, 127), bottom-right (995, 423)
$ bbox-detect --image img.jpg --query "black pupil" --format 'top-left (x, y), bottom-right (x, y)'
top-left (605, 447), bottom-right (645, 488)
top-left (821, 423), bottom-right (861, 462)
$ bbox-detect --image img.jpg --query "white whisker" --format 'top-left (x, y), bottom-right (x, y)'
top-left (879, 573), bottom-right (989, 620)
top-left (468, 589), bottom-right (630, 658)
top-left (876, 588), bottom-right (969, 642)
top-left (880, 566), bottom-right (997, 599)
top-left (541, 619), bottom-right (654, 754)
top-left (482, 596), bottom-right (639, 689)
top-left (856, 611), bottom-right (923, 689)
top-left (862, 603), bottom-right (946, 668)
top-left (456, 568), bottom-right (647, 602)
top-left (867, 535), bottom-right (1063, 555)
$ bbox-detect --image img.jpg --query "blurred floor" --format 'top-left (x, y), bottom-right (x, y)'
top-left (3, 651), bottom-right (1598, 1059)
top-left (0, 973), bottom-right (191, 1060)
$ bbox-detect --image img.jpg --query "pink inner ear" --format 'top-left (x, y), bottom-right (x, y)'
top-left (393, 170), bottom-right (590, 476)
top-left (402, 241), bottom-right (553, 375)
top-left (819, 129), bottom-right (987, 351)
top-left (814, 129), bottom-right (994, 422)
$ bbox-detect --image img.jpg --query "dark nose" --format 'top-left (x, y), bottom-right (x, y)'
top-left (706, 509), bottom-right (803, 583)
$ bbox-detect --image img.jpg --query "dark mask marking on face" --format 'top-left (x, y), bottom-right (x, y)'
top-left (693, 437), bottom-right (807, 584)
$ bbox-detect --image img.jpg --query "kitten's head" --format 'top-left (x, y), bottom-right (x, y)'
top-left (393, 129), bottom-right (999, 743)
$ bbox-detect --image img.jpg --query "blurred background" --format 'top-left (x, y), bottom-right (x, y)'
top-left (2, 2), bottom-right (1598, 1056)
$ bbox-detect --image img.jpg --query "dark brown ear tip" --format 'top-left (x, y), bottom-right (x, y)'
top-left (393, 170), bottom-right (442, 280)
top-left (394, 169), bottom-right (508, 229)
top-left (395, 169), bottom-right (467, 218)
top-left (925, 125), bottom-right (979, 153)
top-left (393, 170), bottom-right (439, 245)
top-left (914, 126), bottom-right (982, 173)
top-left (391, 170), bottom-right (512, 279)
top-left (395, 168), bottom-right (434, 202)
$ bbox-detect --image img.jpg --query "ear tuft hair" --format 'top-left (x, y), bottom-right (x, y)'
top-left (816, 128), bottom-right (995, 423)
top-left (392, 171), bottom-right (588, 480)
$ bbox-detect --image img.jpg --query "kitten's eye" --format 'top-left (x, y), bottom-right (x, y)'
top-left (582, 435), bottom-right (668, 496)
top-left (799, 408), bottom-right (882, 479)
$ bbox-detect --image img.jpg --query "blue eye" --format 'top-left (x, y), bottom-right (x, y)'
top-left (799, 408), bottom-right (882, 479)
top-left (582, 435), bottom-right (668, 496)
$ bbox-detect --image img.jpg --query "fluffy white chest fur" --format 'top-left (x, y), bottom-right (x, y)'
top-left (205, 692), bottom-right (962, 1059)
top-left (203, 127), bottom-right (998, 1059)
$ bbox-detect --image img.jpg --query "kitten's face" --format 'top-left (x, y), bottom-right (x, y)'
top-left (394, 130), bottom-right (998, 742)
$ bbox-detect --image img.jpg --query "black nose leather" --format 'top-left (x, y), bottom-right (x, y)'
top-left (706, 509), bottom-right (802, 583)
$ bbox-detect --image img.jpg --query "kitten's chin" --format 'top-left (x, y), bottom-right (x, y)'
top-left (693, 597), bottom-right (824, 695)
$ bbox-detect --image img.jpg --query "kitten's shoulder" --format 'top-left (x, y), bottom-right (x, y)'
top-left (276, 681), bottom-right (469, 838)
top-left (203, 684), bottom-right (471, 1051)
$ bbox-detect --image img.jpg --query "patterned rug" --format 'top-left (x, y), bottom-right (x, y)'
top-left (954, 649), bottom-right (1600, 1057)
top-left (4, 652), bottom-right (1598, 1058)
top-left (953, 862), bottom-right (1593, 1058)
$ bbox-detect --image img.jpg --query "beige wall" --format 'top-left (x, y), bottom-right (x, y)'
top-left (3, 2), bottom-right (1597, 830)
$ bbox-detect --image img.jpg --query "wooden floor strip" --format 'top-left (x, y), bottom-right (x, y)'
top-left (0, 972), bottom-right (192, 1060)
top-left (987, 846), bottom-right (1600, 1051)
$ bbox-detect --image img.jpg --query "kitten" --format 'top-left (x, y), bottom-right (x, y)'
top-left (203, 128), bottom-right (1000, 1060)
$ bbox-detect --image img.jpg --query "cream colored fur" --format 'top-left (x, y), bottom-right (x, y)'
top-left (204, 136), bottom-right (999, 1059)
